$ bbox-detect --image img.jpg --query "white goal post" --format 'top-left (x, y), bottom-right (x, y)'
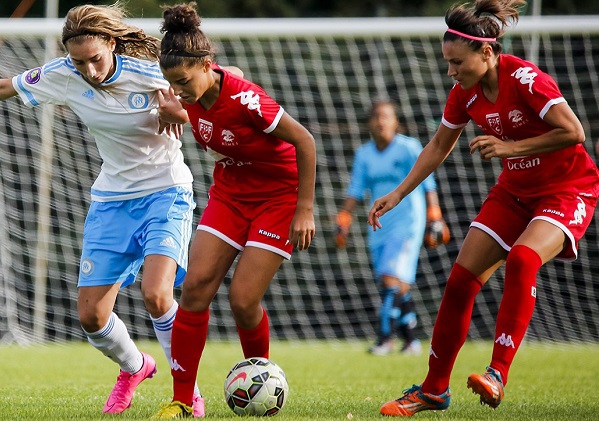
top-left (1, 16), bottom-right (599, 345)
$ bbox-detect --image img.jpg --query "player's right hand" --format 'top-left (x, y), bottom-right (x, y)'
top-left (368, 191), bottom-right (401, 231)
top-left (335, 210), bottom-right (352, 248)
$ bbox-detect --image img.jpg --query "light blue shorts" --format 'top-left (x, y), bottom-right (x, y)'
top-left (370, 235), bottom-right (422, 284)
top-left (78, 186), bottom-right (195, 288)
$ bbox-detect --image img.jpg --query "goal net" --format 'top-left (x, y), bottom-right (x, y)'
top-left (1, 16), bottom-right (598, 345)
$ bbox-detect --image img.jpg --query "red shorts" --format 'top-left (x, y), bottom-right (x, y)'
top-left (472, 184), bottom-right (597, 261)
top-left (197, 189), bottom-right (297, 259)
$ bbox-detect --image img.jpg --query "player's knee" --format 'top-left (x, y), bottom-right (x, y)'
top-left (505, 244), bottom-right (540, 274)
top-left (445, 263), bottom-right (483, 299)
top-left (78, 310), bottom-right (107, 333)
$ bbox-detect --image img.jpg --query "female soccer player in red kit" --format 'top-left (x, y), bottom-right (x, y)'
top-left (152, 2), bottom-right (316, 418)
top-left (369, 0), bottom-right (599, 417)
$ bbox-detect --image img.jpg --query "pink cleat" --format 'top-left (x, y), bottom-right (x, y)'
top-left (103, 352), bottom-right (157, 414)
top-left (192, 394), bottom-right (205, 418)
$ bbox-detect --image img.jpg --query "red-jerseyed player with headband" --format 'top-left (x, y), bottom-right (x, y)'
top-left (152, 2), bottom-right (316, 418)
top-left (369, 0), bottom-right (599, 417)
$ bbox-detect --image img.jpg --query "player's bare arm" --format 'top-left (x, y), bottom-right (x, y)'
top-left (0, 78), bottom-right (17, 101)
top-left (470, 102), bottom-right (584, 159)
top-left (368, 124), bottom-right (461, 230)
top-left (271, 112), bottom-right (316, 250)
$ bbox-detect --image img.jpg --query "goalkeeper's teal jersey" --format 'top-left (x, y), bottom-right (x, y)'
top-left (346, 134), bottom-right (436, 248)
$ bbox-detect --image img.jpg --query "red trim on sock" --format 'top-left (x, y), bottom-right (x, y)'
top-left (422, 263), bottom-right (483, 395)
top-left (491, 245), bottom-right (541, 385)
top-left (237, 307), bottom-right (270, 359)
top-left (172, 308), bottom-right (210, 405)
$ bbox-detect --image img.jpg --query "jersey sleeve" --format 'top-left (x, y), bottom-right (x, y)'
top-left (346, 148), bottom-right (368, 200)
top-left (230, 79), bottom-right (284, 134)
top-left (512, 66), bottom-right (565, 119)
top-left (12, 59), bottom-right (68, 107)
top-left (441, 84), bottom-right (471, 129)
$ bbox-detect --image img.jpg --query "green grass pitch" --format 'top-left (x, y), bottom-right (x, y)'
top-left (0, 339), bottom-right (597, 420)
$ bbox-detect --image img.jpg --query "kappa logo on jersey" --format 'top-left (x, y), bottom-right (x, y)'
top-left (511, 66), bottom-right (537, 94)
top-left (569, 196), bottom-right (586, 225)
top-left (466, 93), bottom-right (478, 109)
top-left (486, 112), bottom-right (503, 135)
top-left (25, 67), bottom-right (42, 84)
top-left (221, 129), bottom-right (237, 145)
top-left (82, 89), bottom-right (95, 100)
top-left (128, 92), bottom-right (149, 109)
top-left (258, 229), bottom-right (281, 240)
top-left (198, 118), bottom-right (213, 143)
top-left (495, 333), bottom-right (515, 348)
top-left (231, 90), bottom-right (263, 117)
top-left (508, 109), bottom-right (527, 128)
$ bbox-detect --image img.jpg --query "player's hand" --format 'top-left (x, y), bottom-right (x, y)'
top-left (423, 206), bottom-right (450, 248)
top-left (288, 206), bottom-right (315, 250)
top-left (158, 120), bottom-right (184, 138)
top-left (335, 210), bottom-right (352, 248)
top-left (368, 191), bottom-right (401, 231)
top-left (157, 87), bottom-right (189, 125)
top-left (469, 135), bottom-right (514, 159)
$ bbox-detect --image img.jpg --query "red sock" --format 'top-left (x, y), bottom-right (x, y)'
top-left (422, 263), bottom-right (483, 395)
top-left (237, 307), bottom-right (270, 358)
top-left (491, 245), bottom-right (541, 385)
top-left (171, 308), bottom-right (209, 405)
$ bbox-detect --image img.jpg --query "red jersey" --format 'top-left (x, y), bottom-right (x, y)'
top-left (185, 66), bottom-right (298, 200)
top-left (442, 54), bottom-right (599, 198)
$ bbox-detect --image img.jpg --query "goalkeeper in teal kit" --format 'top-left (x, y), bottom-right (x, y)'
top-left (336, 100), bottom-right (449, 355)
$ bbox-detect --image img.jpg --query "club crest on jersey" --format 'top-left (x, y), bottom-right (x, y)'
top-left (221, 129), bottom-right (237, 146)
top-left (508, 109), bottom-right (527, 128)
top-left (486, 112), bottom-right (503, 135)
top-left (198, 118), bottom-right (213, 143)
top-left (25, 67), bottom-right (42, 84)
top-left (128, 93), bottom-right (149, 109)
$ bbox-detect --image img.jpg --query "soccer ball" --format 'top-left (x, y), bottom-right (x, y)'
top-left (224, 357), bottom-right (289, 416)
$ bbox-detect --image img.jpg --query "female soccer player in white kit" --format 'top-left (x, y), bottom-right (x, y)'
top-left (0, 4), bottom-right (206, 416)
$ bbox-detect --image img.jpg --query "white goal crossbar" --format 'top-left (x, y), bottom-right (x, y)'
top-left (0, 16), bottom-right (599, 37)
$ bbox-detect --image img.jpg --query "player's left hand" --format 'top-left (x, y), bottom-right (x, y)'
top-left (288, 207), bottom-right (315, 250)
top-left (157, 87), bottom-right (190, 125)
top-left (159, 121), bottom-right (184, 138)
top-left (469, 135), bottom-right (514, 159)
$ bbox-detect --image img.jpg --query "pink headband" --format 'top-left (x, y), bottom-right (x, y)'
top-left (446, 28), bottom-right (496, 43)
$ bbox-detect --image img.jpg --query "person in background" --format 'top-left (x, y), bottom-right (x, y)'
top-left (369, 0), bottom-right (599, 416)
top-left (151, 2), bottom-right (316, 418)
top-left (0, 3), bottom-right (206, 416)
top-left (336, 100), bottom-right (449, 357)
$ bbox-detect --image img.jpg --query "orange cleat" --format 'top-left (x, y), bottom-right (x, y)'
top-left (467, 366), bottom-right (504, 408)
top-left (380, 384), bottom-right (450, 417)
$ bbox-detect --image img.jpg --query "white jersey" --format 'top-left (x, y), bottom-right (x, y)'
top-left (12, 54), bottom-right (193, 201)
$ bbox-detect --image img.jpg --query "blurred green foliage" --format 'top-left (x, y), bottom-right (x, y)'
top-left (2, 0), bottom-right (599, 18)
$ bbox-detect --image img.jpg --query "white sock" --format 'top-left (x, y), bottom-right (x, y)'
top-left (150, 301), bottom-right (201, 396)
top-left (84, 312), bottom-right (143, 373)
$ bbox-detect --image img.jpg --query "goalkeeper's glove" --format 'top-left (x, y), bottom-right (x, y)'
top-left (335, 210), bottom-right (352, 248)
top-left (424, 206), bottom-right (450, 248)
